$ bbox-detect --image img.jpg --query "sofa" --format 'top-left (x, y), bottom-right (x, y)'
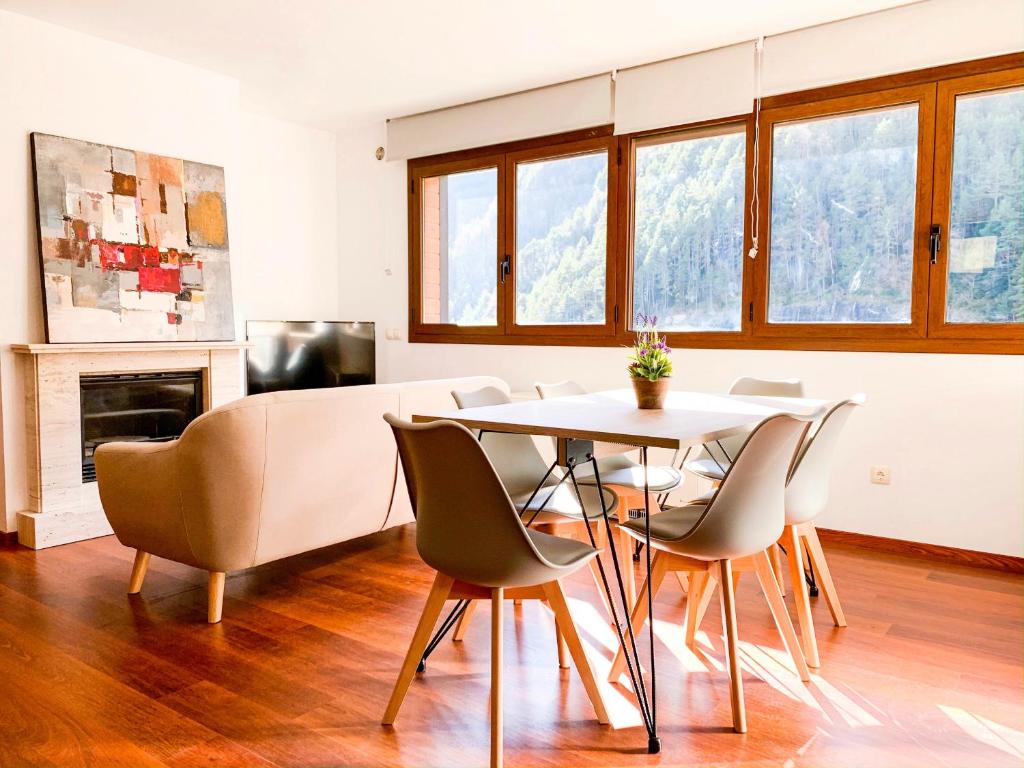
top-left (95, 376), bottom-right (508, 622)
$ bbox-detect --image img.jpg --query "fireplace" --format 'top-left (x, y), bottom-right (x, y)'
top-left (80, 371), bottom-right (203, 482)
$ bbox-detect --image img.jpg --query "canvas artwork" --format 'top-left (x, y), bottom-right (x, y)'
top-left (31, 133), bottom-right (235, 343)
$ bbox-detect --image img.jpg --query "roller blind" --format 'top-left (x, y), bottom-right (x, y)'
top-left (613, 42), bottom-right (756, 135)
top-left (386, 74), bottom-right (613, 161)
top-left (762, 0), bottom-right (1024, 96)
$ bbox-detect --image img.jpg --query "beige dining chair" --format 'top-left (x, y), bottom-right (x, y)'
top-left (534, 379), bottom-right (683, 605)
top-left (683, 377), bottom-right (805, 483)
top-left (382, 415), bottom-right (609, 768)
top-left (609, 413), bottom-right (814, 733)
top-left (451, 386), bottom-right (620, 653)
top-left (777, 395), bottom-right (866, 668)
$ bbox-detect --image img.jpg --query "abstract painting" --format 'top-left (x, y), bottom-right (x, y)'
top-left (31, 133), bottom-right (235, 343)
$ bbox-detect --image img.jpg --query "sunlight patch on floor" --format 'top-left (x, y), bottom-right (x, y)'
top-left (809, 674), bottom-right (882, 728)
top-left (939, 704), bottom-right (1024, 760)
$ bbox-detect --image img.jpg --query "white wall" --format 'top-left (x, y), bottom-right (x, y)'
top-left (0, 10), bottom-right (339, 530)
top-left (335, 120), bottom-right (1024, 559)
top-left (235, 111), bottom-right (338, 322)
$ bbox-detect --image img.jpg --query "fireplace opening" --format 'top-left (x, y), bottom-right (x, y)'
top-left (80, 371), bottom-right (203, 483)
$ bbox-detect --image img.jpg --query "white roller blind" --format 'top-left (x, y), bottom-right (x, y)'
top-left (763, 0), bottom-right (1024, 96)
top-left (386, 74), bottom-right (613, 161)
top-left (613, 42), bottom-right (756, 135)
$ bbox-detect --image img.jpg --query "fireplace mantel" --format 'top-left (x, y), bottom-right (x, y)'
top-left (13, 341), bottom-right (251, 354)
top-left (13, 341), bottom-right (249, 549)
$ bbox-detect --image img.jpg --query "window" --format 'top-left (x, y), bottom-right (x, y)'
top-left (767, 104), bottom-right (919, 324)
top-left (756, 85), bottom-right (935, 339)
top-left (407, 55), bottom-right (1023, 353)
top-left (930, 70), bottom-right (1024, 339)
top-left (631, 124), bottom-right (747, 332)
top-left (412, 155), bottom-right (504, 334)
top-left (420, 167), bottom-right (499, 326)
top-left (514, 151), bottom-right (608, 325)
top-left (409, 133), bottom-right (616, 342)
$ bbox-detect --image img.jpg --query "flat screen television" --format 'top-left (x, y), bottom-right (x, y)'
top-left (245, 321), bottom-right (375, 394)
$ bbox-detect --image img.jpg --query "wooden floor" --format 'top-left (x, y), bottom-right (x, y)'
top-left (1, 527), bottom-right (1022, 768)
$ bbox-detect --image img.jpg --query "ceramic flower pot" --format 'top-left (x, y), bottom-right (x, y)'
top-left (631, 377), bottom-right (669, 409)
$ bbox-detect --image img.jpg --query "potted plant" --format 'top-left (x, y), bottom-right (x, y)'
top-left (627, 314), bottom-right (672, 409)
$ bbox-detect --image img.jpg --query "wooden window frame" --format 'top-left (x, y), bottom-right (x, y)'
top-left (406, 53), bottom-right (1024, 353)
top-left (614, 116), bottom-right (756, 349)
top-left (408, 153), bottom-right (506, 338)
top-left (927, 67), bottom-right (1024, 342)
top-left (753, 84), bottom-right (937, 341)
top-left (505, 136), bottom-right (619, 339)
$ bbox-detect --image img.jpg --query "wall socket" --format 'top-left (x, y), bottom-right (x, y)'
top-left (384, 328), bottom-right (401, 340)
top-left (870, 466), bottom-right (891, 485)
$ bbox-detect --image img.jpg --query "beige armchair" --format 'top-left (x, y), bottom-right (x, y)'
top-left (95, 376), bottom-right (507, 622)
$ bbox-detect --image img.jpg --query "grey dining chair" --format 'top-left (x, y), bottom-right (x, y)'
top-left (382, 414), bottom-right (609, 768)
top-left (608, 413), bottom-right (815, 734)
top-left (683, 377), bottom-right (806, 483)
top-left (777, 394), bottom-right (866, 668)
top-left (535, 379), bottom-right (683, 605)
top-left (451, 386), bottom-right (620, 649)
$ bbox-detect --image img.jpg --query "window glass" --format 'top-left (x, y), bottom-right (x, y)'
top-left (633, 127), bottom-right (746, 331)
top-left (420, 167), bottom-right (498, 325)
top-left (945, 86), bottom-right (1024, 324)
top-left (515, 152), bottom-right (607, 325)
top-left (768, 105), bottom-right (919, 324)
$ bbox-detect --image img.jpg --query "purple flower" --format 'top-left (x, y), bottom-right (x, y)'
top-left (638, 349), bottom-right (647, 356)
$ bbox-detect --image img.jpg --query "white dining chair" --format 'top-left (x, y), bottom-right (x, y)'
top-left (608, 412), bottom-right (814, 733)
top-left (682, 377), bottom-right (805, 483)
top-left (450, 386), bottom-right (621, 655)
top-left (382, 414), bottom-right (609, 768)
top-left (778, 394), bottom-right (866, 668)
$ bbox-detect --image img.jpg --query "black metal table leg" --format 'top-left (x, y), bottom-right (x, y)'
top-left (565, 450), bottom-right (659, 753)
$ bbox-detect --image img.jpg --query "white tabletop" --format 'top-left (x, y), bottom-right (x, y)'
top-left (412, 389), bottom-right (829, 449)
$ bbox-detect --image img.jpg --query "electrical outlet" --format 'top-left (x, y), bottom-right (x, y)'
top-left (385, 328), bottom-right (401, 340)
top-left (870, 466), bottom-right (891, 485)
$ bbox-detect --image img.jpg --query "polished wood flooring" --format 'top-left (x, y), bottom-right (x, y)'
top-left (1, 527), bottom-right (1022, 767)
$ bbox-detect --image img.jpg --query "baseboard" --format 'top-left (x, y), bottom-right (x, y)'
top-left (817, 528), bottom-right (1024, 574)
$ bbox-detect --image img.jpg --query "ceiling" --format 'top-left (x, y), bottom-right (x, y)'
top-left (0, 0), bottom-right (917, 127)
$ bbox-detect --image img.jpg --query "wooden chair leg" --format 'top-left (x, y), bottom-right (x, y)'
top-left (752, 550), bottom-right (810, 682)
top-left (542, 580), bottom-right (609, 724)
top-left (207, 572), bottom-right (226, 624)
top-left (769, 543), bottom-right (786, 596)
top-left (587, 557), bottom-right (614, 622)
top-left (555, 622), bottom-right (569, 669)
top-left (608, 551), bottom-right (668, 682)
top-left (491, 587), bottom-right (503, 768)
top-left (127, 550), bottom-right (150, 594)
top-left (453, 600), bottom-right (477, 641)
top-left (783, 524), bottom-right (820, 668)
top-left (684, 570), bottom-right (716, 649)
top-left (382, 572), bottom-right (454, 725)
top-left (616, 526), bottom-right (637, 610)
top-left (674, 571), bottom-right (689, 593)
top-left (716, 560), bottom-right (746, 734)
top-left (802, 524), bottom-right (847, 627)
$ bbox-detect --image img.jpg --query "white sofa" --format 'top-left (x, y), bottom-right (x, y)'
top-left (95, 376), bottom-right (508, 621)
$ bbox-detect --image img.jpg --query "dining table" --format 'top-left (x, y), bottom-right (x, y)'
top-left (412, 387), bottom-right (829, 753)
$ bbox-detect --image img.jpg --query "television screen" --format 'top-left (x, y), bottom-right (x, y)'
top-left (245, 321), bottom-right (375, 394)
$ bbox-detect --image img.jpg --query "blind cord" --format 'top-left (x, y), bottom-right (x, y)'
top-left (749, 36), bottom-right (765, 260)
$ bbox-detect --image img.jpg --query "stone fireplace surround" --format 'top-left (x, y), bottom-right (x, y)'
top-left (12, 342), bottom-right (248, 549)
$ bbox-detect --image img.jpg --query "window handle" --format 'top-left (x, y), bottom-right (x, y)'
top-left (500, 255), bottom-right (511, 284)
top-left (929, 224), bottom-right (942, 265)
